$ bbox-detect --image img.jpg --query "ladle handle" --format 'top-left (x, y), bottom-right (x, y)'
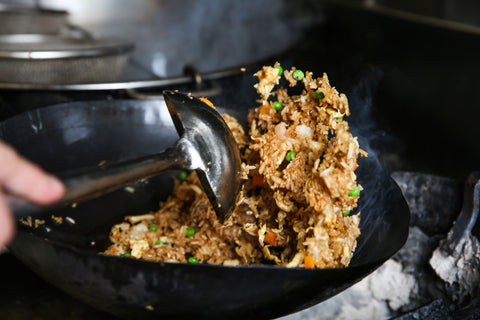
top-left (10, 142), bottom-right (187, 218)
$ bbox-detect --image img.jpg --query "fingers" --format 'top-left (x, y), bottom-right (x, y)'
top-left (0, 140), bottom-right (65, 204)
top-left (0, 140), bottom-right (65, 248)
top-left (0, 193), bottom-right (15, 248)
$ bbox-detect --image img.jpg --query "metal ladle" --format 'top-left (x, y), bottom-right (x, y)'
top-left (9, 91), bottom-right (242, 220)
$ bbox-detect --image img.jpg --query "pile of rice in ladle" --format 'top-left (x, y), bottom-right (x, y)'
top-left (104, 63), bottom-right (367, 269)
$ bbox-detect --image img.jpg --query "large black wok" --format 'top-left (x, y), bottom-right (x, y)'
top-left (0, 99), bottom-right (410, 320)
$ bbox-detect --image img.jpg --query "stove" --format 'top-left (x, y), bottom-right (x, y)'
top-left (2, 2), bottom-right (480, 319)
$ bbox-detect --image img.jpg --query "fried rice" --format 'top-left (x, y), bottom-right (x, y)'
top-left (103, 63), bottom-right (367, 269)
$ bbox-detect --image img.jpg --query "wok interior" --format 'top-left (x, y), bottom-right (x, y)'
top-left (1, 99), bottom-right (410, 319)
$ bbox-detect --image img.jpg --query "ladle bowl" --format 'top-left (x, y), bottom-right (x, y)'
top-left (0, 99), bottom-right (410, 320)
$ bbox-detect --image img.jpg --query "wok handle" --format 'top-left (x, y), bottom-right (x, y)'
top-left (10, 140), bottom-right (189, 218)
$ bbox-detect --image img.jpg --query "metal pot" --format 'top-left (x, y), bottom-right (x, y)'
top-left (0, 3), bottom-right (68, 35)
top-left (0, 34), bottom-right (133, 85)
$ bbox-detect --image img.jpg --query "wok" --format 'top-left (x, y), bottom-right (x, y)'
top-left (0, 99), bottom-right (410, 320)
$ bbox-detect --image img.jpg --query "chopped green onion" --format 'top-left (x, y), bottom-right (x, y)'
top-left (155, 239), bottom-right (164, 245)
top-left (188, 257), bottom-right (199, 264)
top-left (336, 116), bottom-right (344, 121)
top-left (343, 211), bottom-right (351, 217)
top-left (121, 253), bottom-right (131, 257)
top-left (186, 227), bottom-right (195, 237)
top-left (273, 101), bottom-right (282, 111)
top-left (292, 69), bottom-right (304, 81)
top-left (199, 184), bottom-right (204, 191)
top-left (349, 187), bottom-right (360, 197)
top-left (149, 225), bottom-right (157, 232)
top-left (286, 151), bottom-right (297, 162)
top-left (178, 171), bottom-right (187, 180)
top-left (315, 90), bottom-right (325, 99)
top-left (275, 65), bottom-right (283, 76)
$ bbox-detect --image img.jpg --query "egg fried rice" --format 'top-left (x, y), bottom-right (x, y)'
top-left (103, 63), bottom-right (367, 268)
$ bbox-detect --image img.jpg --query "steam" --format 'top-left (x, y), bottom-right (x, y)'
top-left (346, 65), bottom-right (404, 174)
top-left (32, 0), bottom-right (323, 78)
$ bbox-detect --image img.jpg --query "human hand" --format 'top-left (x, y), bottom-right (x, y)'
top-left (0, 140), bottom-right (65, 248)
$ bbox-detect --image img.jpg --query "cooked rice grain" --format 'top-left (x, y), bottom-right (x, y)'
top-left (104, 64), bottom-right (365, 268)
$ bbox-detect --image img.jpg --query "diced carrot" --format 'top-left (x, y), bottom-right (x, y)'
top-left (265, 230), bottom-right (278, 246)
top-left (252, 174), bottom-right (264, 186)
top-left (354, 163), bottom-right (359, 171)
top-left (199, 97), bottom-right (214, 108)
top-left (304, 255), bottom-right (315, 269)
top-left (259, 103), bottom-right (271, 115)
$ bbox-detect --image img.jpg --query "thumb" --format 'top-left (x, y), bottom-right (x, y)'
top-left (0, 141), bottom-right (64, 204)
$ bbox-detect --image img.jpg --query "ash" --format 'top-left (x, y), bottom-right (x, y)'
top-left (280, 171), bottom-right (480, 320)
top-left (430, 233), bottom-right (480, 305)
